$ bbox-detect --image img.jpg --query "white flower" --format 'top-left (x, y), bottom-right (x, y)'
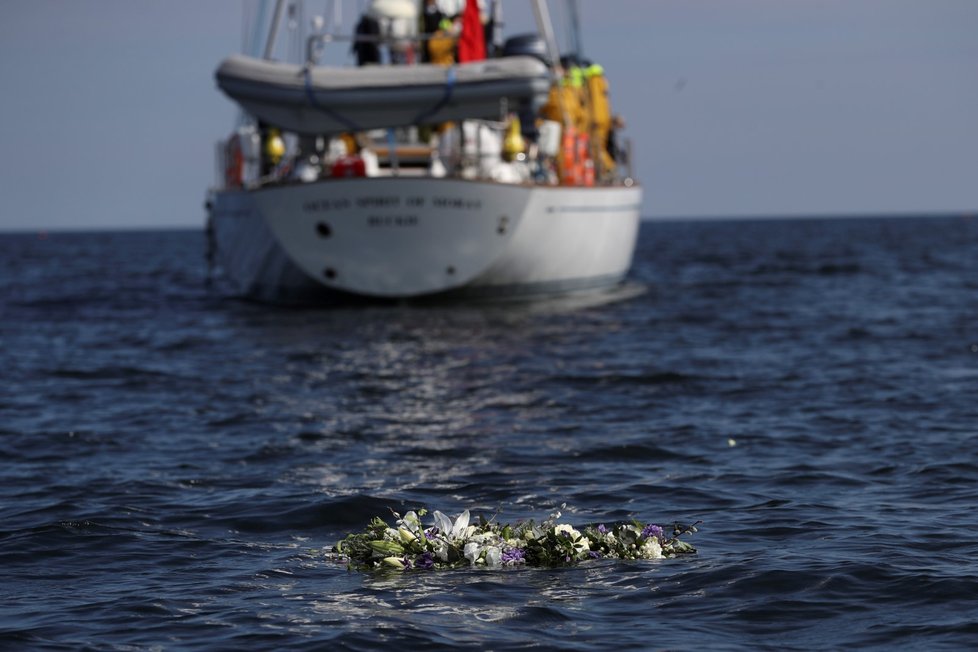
top-left (639, 538), bottom-right (663, 559)
top-left (397, 511), bottom-right (423, 536)
top-left (432, 509), bottom-right (470, 542)
top-left (431, 539), bottom-right (450, 562)
top-left (484, 546), bottom-right (502, 567)
top-left (462, 532), bottom-right (505, 566)
top-left (398, 527), bottom-right (416, 544)
top-left (554, 524), bottom-right (590, 556)
top-left (463, 542), bottom-right (482, 564)
top-left (382, 556), bottom-right (407, 569)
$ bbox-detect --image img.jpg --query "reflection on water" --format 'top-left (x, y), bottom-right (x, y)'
top-left (242, 286), bottom-right (650, 503)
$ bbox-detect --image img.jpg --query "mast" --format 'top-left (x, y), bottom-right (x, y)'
top-left (531, 0), bottom-right (571, 128)
top-left (263, 0), bottom-right (288, 60)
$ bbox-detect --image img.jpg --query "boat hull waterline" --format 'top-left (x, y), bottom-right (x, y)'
top-left (210, 177), bottom-right (641, 301)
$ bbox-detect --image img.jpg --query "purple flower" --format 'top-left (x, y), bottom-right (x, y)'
top-left (400, 556), bottom-right (413, 570)
top-left (597, 524), bottom-right (608, 534)
top-left (501, 547), bottom-right (525, 564)
top-left (641, 524), bottom-right (664, 540)
top-left (415, 552), bottom-right (435, 570)
top-left (588, 551), bottom-right (602, 559)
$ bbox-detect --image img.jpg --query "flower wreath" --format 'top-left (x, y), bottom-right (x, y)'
top-left (329, 506), bottom-right (698, 571)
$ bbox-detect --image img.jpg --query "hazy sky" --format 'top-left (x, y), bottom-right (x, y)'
top-left (0, 0), bottom-right (976, 231)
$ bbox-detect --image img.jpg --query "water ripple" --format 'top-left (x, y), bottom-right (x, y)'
top-left (3, 218), bottom-right (978, 648)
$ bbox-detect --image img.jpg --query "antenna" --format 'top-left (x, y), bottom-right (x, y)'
top-left (568, 0), bottom-right (583, 62)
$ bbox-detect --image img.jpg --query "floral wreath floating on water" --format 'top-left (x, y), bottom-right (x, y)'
top-left (328, 505), bottom-right (699, 571)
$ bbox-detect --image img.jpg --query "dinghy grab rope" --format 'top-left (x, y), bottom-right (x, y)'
top-left (412, 66), bottom-right (457, 125)
top-left (303, 66), bottom-right (363, 133)
top-left (302, 65), bottom-right (457, 133)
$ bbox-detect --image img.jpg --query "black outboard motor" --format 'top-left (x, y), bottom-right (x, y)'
top-left (501, 34), bottom-right (551, 144)
top-left (501, 33), bottom-right (550, 65)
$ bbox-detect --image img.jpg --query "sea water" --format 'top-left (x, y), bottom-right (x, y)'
top-left (2, 216), bottom-right (978, 650)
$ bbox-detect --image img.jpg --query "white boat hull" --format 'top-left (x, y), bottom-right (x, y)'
top-left (209, 178), bottom-right (641, 302)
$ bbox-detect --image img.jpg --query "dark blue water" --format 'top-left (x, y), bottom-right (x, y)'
top-left (3, 216), bottom-right (978, 650)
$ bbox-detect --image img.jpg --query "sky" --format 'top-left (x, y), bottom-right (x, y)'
top-left (0, 0), bottom-right (976, 231)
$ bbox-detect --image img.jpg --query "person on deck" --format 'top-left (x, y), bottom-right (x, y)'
top-left (584, 62), bottom-right (616, 178)
top-left (427, 16), bottom-right (458, 65)
top-left (421, 0), bottom-right (445, 63)
top-left (367, 0), bottom-right (419, 64)
top-left (607, 114), bottom-right (627, 170)
top-left (352, 13), bottom-right (381, 65)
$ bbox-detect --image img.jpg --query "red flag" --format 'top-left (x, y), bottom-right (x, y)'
top-left (457, 0), bottom-right (486, 62)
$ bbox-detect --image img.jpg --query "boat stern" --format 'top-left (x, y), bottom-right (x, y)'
top-left (251, 177), bottom-right (532, 298)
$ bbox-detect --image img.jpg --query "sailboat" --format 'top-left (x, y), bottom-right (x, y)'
top-left (206, 0), bottom-right (641, 302)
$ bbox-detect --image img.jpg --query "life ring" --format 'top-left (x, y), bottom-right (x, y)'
top-left (224, 135), bottom-right (244, 189)
top-left (561, 125), bottom-right (578, 186)
top-left (577, 133), bottom-right (594, 187)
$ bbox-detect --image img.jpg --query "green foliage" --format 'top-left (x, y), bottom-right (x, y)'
top-left (326, 507), bottom-right (699, 572)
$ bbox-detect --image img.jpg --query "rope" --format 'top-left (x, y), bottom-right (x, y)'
top-left (303, 66), bottom-right (363, 132)
top-left (412, 66), bottom-right (457, 125)
top-left (302, 64), bottom-right (458, 132)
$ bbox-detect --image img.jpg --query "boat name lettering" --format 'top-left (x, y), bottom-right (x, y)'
top-left (302, 198), bottom-right (351, 212)
top-left (357, 196), bottom-right (401, 208)
top-left (433, 197), bottom-right (482, 210)
top-left (367, 215), bottom-right (419, 228)
top-left (302, 196), bottom-right (476, 212)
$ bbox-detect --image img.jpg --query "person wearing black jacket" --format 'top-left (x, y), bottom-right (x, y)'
top-left (352, 13), bottom-right (381, 65)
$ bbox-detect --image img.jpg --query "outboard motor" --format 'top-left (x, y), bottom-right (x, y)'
top-left (501, 33), bottom-right (550, 65)
top-left (501, 34), bottom-right (551, 145)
